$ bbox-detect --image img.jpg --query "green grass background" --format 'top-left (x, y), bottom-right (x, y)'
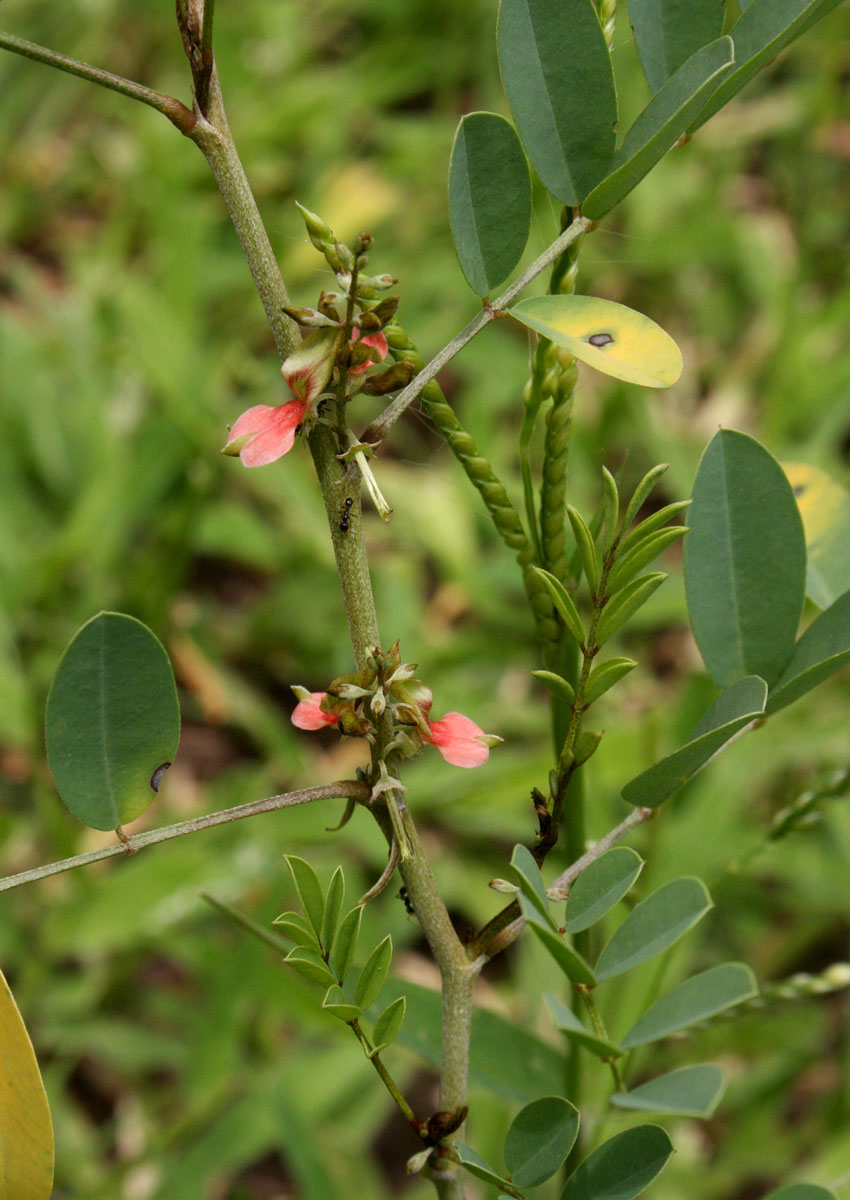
top-left (1, 1), bottom-right (850, 1196)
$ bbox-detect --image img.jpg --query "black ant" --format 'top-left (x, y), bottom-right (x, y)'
top-left (397, 886), bottom-right (415, 916)
top-left (339, 496), bottom-right (354, 533)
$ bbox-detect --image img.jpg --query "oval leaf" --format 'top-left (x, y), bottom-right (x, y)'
top-left (511, 844), bottom-right (557, 927)
top-left (498, 0), bottom-right (617, 205)
top-left (684, 430), bottom-right (806, 687)
top-left (285, 856), bottom-right (325, 940)
top-left (565, 847), bottom-right (644, 934)
top-left (321, 985), bottom-right (362, 1023)
top-left (612, 1063), bottom-right (726, 1117)
top-left (606, 526), bottom-right (687, 595)
top-left (331, 905), bottom-right (363, 982)
top-left (45, 612), bottom-right (180, 831)
top-left (766, 589), bottom-right (850, 715)
top-left (0, 967), bottom-right (54, 1200)
top-left (271, 911), bottom-right (321, 950)
top-left (621, 962), bottom-right (757, 1048)
top-left (562, 1124), bottom-right (674, 1200)
top-left (454, 1144), bottom-right (512, 1190)
top-left (621, 675), bottom-right (767, 809)
top-left (449, 112), bottom-right (531, 296)
top-left (596, 573), bottom-right (668, 647)
top-left (521, 896), bottom-right (597, 986)
top-left (354, 934), bottom-right (393, 1010)
top-left (372, 995), bottom-right (406, 1052)
top-left (545, 993), bottom-right (623, 1061)
top-left (628, 0), bottom-right (726, 92)
top-left (583, 658), bottom-right (638, 706)
top-left (512, 295), bottom-right (682, 388)
top-left (595, 877), bottom-right (712, 982)
top-left (505, 1096), bottom-right (580, 1188)
top-left (285, 946), bottom-right (337, 987)
top-left (533, 567), bottom-right (586, 646)
top-left (321, 866), bottom-right (345, 954)
top-left (784, 462), bottom-right (850, 609)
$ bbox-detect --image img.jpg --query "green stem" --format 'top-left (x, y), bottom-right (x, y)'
top-left (350, 1019), bottom-right (420, 1131)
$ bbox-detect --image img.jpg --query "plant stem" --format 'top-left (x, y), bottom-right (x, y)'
top-left (350, 1019), bottom-right (420, 1130)
top-left (0, 30), bottom-right (197, 133)
top-left (0, 781), bottom-right (369, 893)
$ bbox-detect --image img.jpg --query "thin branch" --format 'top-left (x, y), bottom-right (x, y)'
top-left (358, 837), bottom-right (400, 905)
top-left (551, 806), bottom-right (654, 892)
top-left (361, 216), bottom-right (593, 445)
top-left (0, 780), bottom-right (369, 894)
top-left (0, 30), bottom-right (196, 134)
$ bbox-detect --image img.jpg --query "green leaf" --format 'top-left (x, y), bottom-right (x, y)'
top-left (616, 500), bottom-right (691, 559)
top-left (521, 896), bottom-right (597, 985)
top-left (512, 295), bottom-right (682, 389)
top-left (562, 1125), bottom-right (674, 1200)
top-left (511, 844), bottom-right (557, 926)
top-left (784, 462), bottom-right (850, 610)
top-left (45, 611), bottom-right (180, 831)
top-left (565, 847), bottom-right (643, 934)
top-left (533, 670), bottom-right (576, 706)
top-left (285, 856), bottom-right (326, 941)
top-left (612, 1064), bottom-right (726, 1117)
top-left (546, 993), bottom-right (623, 1060)
top-left (584, 658), bottom-right (638, 705)
top-left (621, 675), bottom-right (767, 808)
top-left (690, 0), bottom-right (845, 132)
top-left (321, 986), bottom-right (361, 1023)
top-left (331, 905), bottom-right (363, 982)
top-left (595, 877), bottom-right (712, 981)
top-left (497, 0), bottom-right (617, 205)
top-left (621, 963), bottom-right (758, 1047)
top-left (621, 463), bottom-right (670, 531)
top-left (628, 0), bottom-right (726, 93)
top-left (372, 995), bottom-right (406, 1052)
top-left (454, 1144), bottom-right (512, 1190)
top-left (764, 1188), bottom-right (838, 1200)
top-left (596, 573), bottom-right (668, 646)
top-left (504, 1096), bottom-right (580, 1188)
top-left (568, 505), bottom-right (600, 592)
top-left (533, 567), bottom-right (586, 645)
top-left (448, 112), bottom-right (531, 296)
top-left (354, 935), bottom-right (393, 1010)
top-left (766, 590), bottom-right (850, 715)
top-left (606, 526), bottom-right (687, 595)
top-left (0, 966), bottom-right (54, 1200)
top-left (600, 467), bottom-right (620, 554)
top-left (583, 38), bottom-right (735, 219)
top-left (684, 430), bottom-right (806, 687)
top-left (321, 867), bottom-right (345, 954)
top-left (284, 947), bottom-right (337, 987)
top-left (271, 911), bottom-right (321, 950)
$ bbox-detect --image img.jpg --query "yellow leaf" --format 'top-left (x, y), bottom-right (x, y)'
top-left (784, 462), bottom-right (850, 610)
top-left (0, 966), bottom-right (54, 1200)
top-left (511, 294), bottom-right (683, 388)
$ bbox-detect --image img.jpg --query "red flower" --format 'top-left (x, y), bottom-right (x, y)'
top-left (291, 691), bottom-right (339, 731)
top-left (349, 329), bottom-right (389, 374)
top-left (425, 712), bottom-right (493, 768)
top-left (223, 399), bottom-right (307, 467)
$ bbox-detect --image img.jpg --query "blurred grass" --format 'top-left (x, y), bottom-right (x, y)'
top-left (1, 1), bottom-right (850, 1196)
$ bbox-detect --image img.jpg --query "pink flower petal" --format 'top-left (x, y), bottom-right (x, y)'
top-left (227, 404), bottom-right (278, 442)
top-left (360, 331), bottom-right (388, 361)
top-left (426, 711), bottom-right (490, 768)
top-left (292, 692), bottom-right (339, 731)
top-left (238, 399), bottom-right (307, 467)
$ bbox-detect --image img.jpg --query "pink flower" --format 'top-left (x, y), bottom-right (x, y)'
top-left (349, 329), bottom-right (389, 375)
top-left (222, 399), bottom-right (307, 467)
top-left (291, 691), bottom-right (339, 731)
top-left (425, 712), bottom-right (493, 768)
top-left (281, 327), bottom-right (342, 405)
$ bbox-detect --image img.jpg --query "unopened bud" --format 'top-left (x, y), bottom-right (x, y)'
top-left (282, 306), bottom-right (341, 328)
top-left (489, 878), bottom-right (520, 894)
top-left (371, 687), bottom-right (387, 717)
top-left (295, 201), bottom-right (334, 246)
top-left (334, 241), bottom-right (355, 271)
top-left (406, 1149), bottom-right (433, 1175)
top-left (362, 361), bottom-right (417, 396)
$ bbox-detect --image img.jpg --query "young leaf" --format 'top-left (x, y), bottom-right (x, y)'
top-left (784, 462), bottom-right (850, 610)
top-left (511, 845), bottom-right (557, 926)
top-left (621, 463), bottom-right (670, 532)
top-left (533, 567), bottom-right (586, 645)
top-left (372, 995), bottom-right (406, 1052)
top-left (454, 1144), bottom-right (512, 1190)
top-left (353, 935), bottom-right (393, 1010)
top-left (616, 499), bottom-right (691, 559)
top-left (621, 963), bottom-right (758, 1048)
top-left (285, 946), bottom-right (337, 987)
top-left (448, 112), bottom-right (531, 296)
top-left (285, 856), bottom-right (326, 940)
top-left (606, 526), bottom-right (687, 595)
top-left (521, 896), bottom-right (597, 986)
top-left (628, 0), bottom-right (726, 93)
top-left (612, 1064), bottom-right (726, 1118)
top-left (545, 993), bottom-right (623, 1061)
top-left (321, 985), bottom-right (362, 1023)
top-left (684, 430), bottom-right (806, 688)
top-left (766, 589), bottom-right (850, 715)
top-left (583, 657), bottom-right (638, 706)
top-left (45, 612), bottom-right (180, 831)
top-left (583, 37), bottom-right (735, 219)
top-left (596, 573), bottom-right (668, 646)
top-left (600, 466), bottom-right (620, 554)
top-left (271, 911), bottom-right (321, 950)
top-left (689, 0), bottom-right (845, 133)
top-left (533, 670), bottom-right (576, 706)
top-left (567, 505), bottom-right (600, 592)
top-left (565, 847), bottom-right (643, 934)
top-left (562, 1125), bottom-right (674, 1200)
top-left (621, 675), bottom-right (767, 809)
top-left (511, 295), bottom-right (682, 388)
top-left (321, 867), bottom-right (345, 954)
top-left (0, 967), bottom-right (54, 1200)
top-left (497, 0), bottom-right (617, 205)
top-left (331, 905), bottom-right (363, 982)
top-left (595, 877), bottom-right (713, 982)
top-left (504, 1096), bottom-right (580, 1188)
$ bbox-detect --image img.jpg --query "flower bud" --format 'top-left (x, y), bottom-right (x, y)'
top-left (282, 306), bottom-right (341, 328)
top-left (281, 328), bottom-right (342, 406)
top-left (370, 687), bottom-right (387, 717)
top-left (295, 201), bottom-right (334, 247)
top-left (362, 361), bottom-right (417, 396)
top-left (489, 878), bottom-right (520, 894)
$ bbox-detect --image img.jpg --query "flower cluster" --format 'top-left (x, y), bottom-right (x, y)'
top-left (290, 644), bottom-right (500, 770)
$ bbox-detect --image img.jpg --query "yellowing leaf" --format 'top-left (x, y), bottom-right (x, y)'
top-left (511, 295), bottom-right (683, 388)
top-left (0, 967), bottom-right (54, 1200)
top-left (784, 462), bottom-right (850, 610)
